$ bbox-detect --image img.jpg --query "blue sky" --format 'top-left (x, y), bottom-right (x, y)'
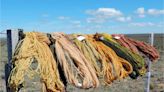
top-left (1, 0), bottom-right (164, 34)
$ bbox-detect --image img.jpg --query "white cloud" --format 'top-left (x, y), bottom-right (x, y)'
top-left (126, 16), bottom-right (132, 21)
top-left (136, 8), bottom-right (164, 17)
top-left (130, 22), bottom-right (155, 27)
top-left (86, 18), bottom-right (105, 23)
top-left (95, 25), bottom-right (102, 28)
top-left (75, 24), bottom-right (81, 28)
top-left (70, 20), bottom-right (81, 28)
top-left (116, 17), bottom-right (125, 22)
top-left (158, 22), bottom-right (164, 27)
top-left (139, 15), bottom-right (145, 18)
top-left (42, 14), bottom-right (49, 17)
top-left (148, 9), bottom-right (164, 15)
top-left (70, 20), bottom-right (81, 24)
top-left (86, 8), bottom-right (122, 18)
top-left (116, 16), bottom-right (131, 22)
top-left (58, 16), bottom-right (70, 20)
top-left (86, 8), bottom-right (129, 23)
top-left (136, 7), bottom-right (145, 18)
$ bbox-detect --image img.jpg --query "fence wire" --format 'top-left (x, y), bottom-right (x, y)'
top-left (0, 32), bottom-right (164, 92)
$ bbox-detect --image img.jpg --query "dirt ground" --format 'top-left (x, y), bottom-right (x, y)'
top-left (0, 34), bottom-right (164, 92)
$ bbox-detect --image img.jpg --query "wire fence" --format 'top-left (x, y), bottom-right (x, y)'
top-left (0, 30), bottom-right (164, 92)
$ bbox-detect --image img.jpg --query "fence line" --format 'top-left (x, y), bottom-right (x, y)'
top-left (0, 33), bottom-right (6, 34)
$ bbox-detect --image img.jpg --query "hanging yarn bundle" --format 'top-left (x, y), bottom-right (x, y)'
top-left (112, 34), bottom-right (159, 61)
top-left (112, 34), bottom-right (139, 54)
top-left (7, 31), bottom-right (160, 91)
top-left (8, 32), bottom-right (64, 92)
top-left (68, 34), bottom-right (101, 76)
top-left (50, 32), bottom-right (99, 89)
top-left (86, 35), bottom-right (133, 84)
top-left (94, 33), bottom-right (146, 79)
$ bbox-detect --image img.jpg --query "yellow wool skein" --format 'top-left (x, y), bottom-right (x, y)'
top-left (8, 32), bottom-right (64, 92)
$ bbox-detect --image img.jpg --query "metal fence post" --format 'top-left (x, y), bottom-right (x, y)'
top-left (146, 33), bottom-right (154, 92)
top-left (5, 29), bottom-right (23, 92)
